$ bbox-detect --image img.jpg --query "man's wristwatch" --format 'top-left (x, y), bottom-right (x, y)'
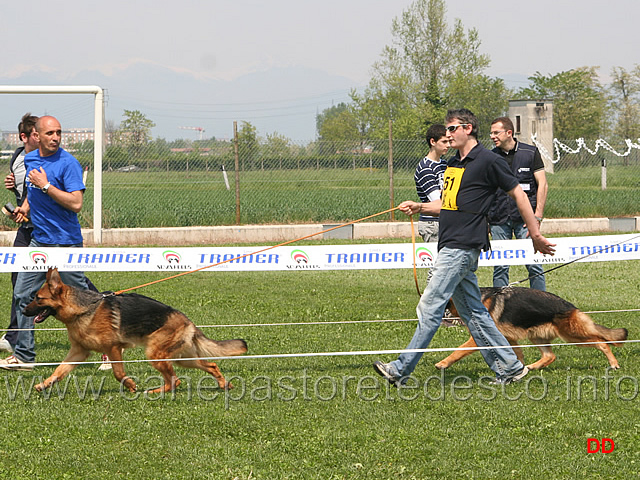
top-left (41, 183), bottom-right (51, 194)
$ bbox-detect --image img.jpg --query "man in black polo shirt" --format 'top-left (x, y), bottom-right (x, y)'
top-left (374, 108), bottom-right (556, 385)
top-left (488, 116), bottom-right (548, 290)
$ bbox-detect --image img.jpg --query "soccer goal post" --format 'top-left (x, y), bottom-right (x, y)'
top-left (0, 85), bottom-right (104, 244)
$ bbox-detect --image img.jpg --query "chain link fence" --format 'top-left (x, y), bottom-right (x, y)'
top-left (2, 138), bottom-right (639, 231)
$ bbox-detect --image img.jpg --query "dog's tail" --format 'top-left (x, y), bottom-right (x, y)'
top-left (558, 311), bottom-right (629, 348)
top-left (193, 332), bottom-right (248, 358)
top-left (594, 324), bottom-right (628, 347)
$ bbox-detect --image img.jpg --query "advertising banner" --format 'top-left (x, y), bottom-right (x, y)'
top-left (0, 234), bottom-right (638, 273)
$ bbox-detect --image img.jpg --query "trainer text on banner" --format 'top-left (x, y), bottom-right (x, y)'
top-left (0, 234), bottom-right (637, 272)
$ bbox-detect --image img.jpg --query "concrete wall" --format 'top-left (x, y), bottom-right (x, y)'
top-left (0, 218), bottom-right (636, 246)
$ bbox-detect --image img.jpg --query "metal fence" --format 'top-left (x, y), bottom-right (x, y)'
top-left (1, 138), bottom-right (639, 232)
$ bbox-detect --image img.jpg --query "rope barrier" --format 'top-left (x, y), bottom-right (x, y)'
top-left (4, 204), bottom-right (638, 371)
top-left (531, 133), bottom-right (640, 164)
top-left (1, 307), bottom-right (639, 333)
top-left (8, 338), bottom-right (640, 369)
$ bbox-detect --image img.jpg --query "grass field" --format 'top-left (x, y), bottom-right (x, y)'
top-left (0, 246), bottom-right (638, 479)
top-left (0, 164), bottom-right (637, 231)
top-left (0, 163), bottom-right (625, 230)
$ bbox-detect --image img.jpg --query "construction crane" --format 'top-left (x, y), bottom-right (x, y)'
top-left (179, 126), bottom-right (205, 141)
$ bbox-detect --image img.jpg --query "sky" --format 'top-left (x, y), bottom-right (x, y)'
top-left (1, 0), bottom-right (639, 141)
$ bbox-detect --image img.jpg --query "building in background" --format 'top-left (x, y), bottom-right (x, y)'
top-left (508, 99), bottom-right (554, 172)
top-left (1, 128), bottom-right (114, 150)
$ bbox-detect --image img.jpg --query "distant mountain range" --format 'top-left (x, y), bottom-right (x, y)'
top-left (0, 62), bottom-right (361, 143)
top-left (0, 63), bottom-right (529, 143)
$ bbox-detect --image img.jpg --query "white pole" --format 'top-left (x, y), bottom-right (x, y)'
top-left (93, 89), bottom-right (104, 244)
top-left (0, 85), bottom-right (105, 244)
top-left (222, 165), bottom-right (230, 190)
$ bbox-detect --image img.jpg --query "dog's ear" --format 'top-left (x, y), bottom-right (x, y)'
top-left (46, 267), bottom-right (55, 280)
top-left (46, 268), bottom-right (64, 295)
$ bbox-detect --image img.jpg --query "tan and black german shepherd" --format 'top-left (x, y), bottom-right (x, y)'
top-left (25, 268), bottom-right (247, 393)
top-left (435, 287), bottom-right (628, 371)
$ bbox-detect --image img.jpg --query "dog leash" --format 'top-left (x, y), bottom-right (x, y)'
top-left (410, 216), bottom-right (422, 297)
top-left (507, 232), bottom-right (640, 288)
top-left (113, 206), bottom-right (401, 295)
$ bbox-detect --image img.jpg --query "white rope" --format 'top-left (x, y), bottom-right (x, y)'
top-left (531, 133), bottom-right (640, 164)
top-left (585, 308), bottom-right (640, 314)
top-left (3, 308), bottom-right (638, 368)
top-left (12, 338), bottom-right (640, 369)
top-left (1, 308), bottom-right (638, 332)
top-left (186, 308), bottom-right (640, 328)
top-left (1, 318), bottom-right (416, 333)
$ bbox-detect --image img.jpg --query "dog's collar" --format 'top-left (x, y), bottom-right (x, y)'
top-left (87, 292), bottom-right (117, 305)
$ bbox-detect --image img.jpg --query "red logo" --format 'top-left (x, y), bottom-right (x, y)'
top-left (587, 438), bottom-right (615, 453)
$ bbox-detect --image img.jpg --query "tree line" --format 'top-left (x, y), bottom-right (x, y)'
top-left (317, 0), bottom-right (640, 145)
top-left (57, 0), bottom-right (640, 163)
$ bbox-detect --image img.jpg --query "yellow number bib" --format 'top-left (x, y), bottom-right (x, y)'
top-left (441, 167), bottom-right (465, 211)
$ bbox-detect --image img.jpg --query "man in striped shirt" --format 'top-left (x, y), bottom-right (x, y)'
top-left (415, 124), bottom-right (449, 245)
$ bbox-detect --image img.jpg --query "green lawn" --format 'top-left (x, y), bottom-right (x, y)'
top-left (0, 163), bottom-right (631, 230)
top-left (0, 254), bottom-right (638, 479)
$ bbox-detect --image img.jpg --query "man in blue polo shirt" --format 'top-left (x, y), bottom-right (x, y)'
top-left (374, 108), bottom-right (556, 386)
top-left (0, 116), bottom-right (89, 370)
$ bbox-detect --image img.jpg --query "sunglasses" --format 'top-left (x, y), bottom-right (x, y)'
top-left (445, 123), bottom-right (470, 133)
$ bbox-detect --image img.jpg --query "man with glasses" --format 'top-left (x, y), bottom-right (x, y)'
top-left (488, 116), bottom-right (548, 291)
top-left (373, 108), bottom-right (555, 386)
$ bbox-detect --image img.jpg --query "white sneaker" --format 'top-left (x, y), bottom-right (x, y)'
top-left (0, 355), bottom-right (34, 371)
top-left (0, 335), bottom-right (13, 353)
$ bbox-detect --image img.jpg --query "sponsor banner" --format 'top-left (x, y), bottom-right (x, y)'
top-left (0, 234), bottom-right (638, 272)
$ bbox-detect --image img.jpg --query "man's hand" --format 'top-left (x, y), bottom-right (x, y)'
top-left (28, 167), bottom-right (49, 190)
top-left (508, 185), bottom-right (554, 255)
top-left (398, 201), bottom-right (421, 216)
top-left (4, 173), bottom-right (15, 190)
top-left (12, 204), bottom-right (29, 224)
top-left (398, 199), bottom-right (441, 217)
top-left (530, 233), bottom-right (556, 256)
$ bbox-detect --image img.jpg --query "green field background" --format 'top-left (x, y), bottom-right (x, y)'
top-left (1, 163), bottom-right (635, 231)
top-left (0, 148), bottom-right (636, 232)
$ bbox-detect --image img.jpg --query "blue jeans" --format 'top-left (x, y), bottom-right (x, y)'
top-left (491, 221), bottom-right (546, 291)
top-left (389, 247), bottom-right (524, 380)
top-left (13, 240), bottom-right (89, 363)
top-left (418, 220), bottom-right (439, 287)
top-left (5, 225), bottom-right (33, 347)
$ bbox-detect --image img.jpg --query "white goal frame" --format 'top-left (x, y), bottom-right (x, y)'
top-left (0, 86), bottom-right (104, 244)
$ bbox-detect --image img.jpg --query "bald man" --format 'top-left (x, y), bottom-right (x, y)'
top-left (1, 116), bottom-right (90, 370)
